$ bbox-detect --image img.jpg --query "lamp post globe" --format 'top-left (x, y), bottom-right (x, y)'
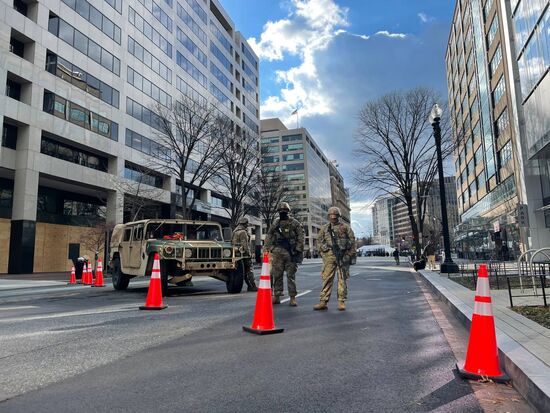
top-left (430, 103), bottom-right (459, 274)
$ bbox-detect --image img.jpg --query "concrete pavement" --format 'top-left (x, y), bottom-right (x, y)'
top-left (418, 268), bottom-right (550, 412)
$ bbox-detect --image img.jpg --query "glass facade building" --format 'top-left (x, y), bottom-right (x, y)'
top-left (0, 0), bottom-right (260, 273)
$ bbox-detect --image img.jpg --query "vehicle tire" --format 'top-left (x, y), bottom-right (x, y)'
top-left (159, 259), bottom-right (169, 297)
top-left (112, 257), bottom-right (130, 290)
top-left (226, 260), bottom-right (244, 294)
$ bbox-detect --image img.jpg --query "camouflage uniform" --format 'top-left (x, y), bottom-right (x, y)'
top-left (265, 217), bottom-right (305, 299)
top-left (317, 221), bottom-right (356, 303)
top-left (232, 223), bottom-right (257, 290)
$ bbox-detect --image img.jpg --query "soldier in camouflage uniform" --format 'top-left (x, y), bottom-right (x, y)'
top-left (232, 217), bottom-right (258, 291)
top-left (314, 206), bottom-right (357, 311)
top-left (265, 202), bottom-right (305, 306)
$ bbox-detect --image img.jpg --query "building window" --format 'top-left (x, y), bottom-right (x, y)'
top-left (498, 140), bottom-right (513, 167)
top-left (262, 155), bottom-right (280, 163)
top-left (282, 134), bottom-right (302, 142)
top-left (489, 44), bottom-right (502, 78)
top-left (137, 0), bottom-right (173, 32)
top-left (127, 67), bottom-right (171, 107)
top-left (2, 123), bottom-right (17, 150)
top-left (177, 27), bottom-right (207, 67)
top-left (47, 15), bottom-right (120, 75)
top-left (126, 129), bottom-right (170, 160)
top-left (487, 16), bottom-right (499, 47)
top-left (261, 137), bottom-right (279, 144)
top-left (128, 6), bottom-right (172, 57)
top-left (177, 3), bottom-right (207, 45)
top-left (41, 135), bottom-right (108, 172)
top-left (282, 163), bottom-right (304, 171)
top-left (6, 78), bottom-right (21, 101)
top-left (126, 97), bottom-right (165, 133)
top-left (61, 0), bottom-right (121, 43)
top-left (176, 76), bottom-right (207, 106)
top-left (177, 51), bottom-right (207, 88)
top-left (494, 108), bottom-right (509, 138)
top-left (127, 37), bottom-right (172, 83)
top-left (43, 90), bottom-right (118, 140)
top-left (282, 143), bottom-right (303, 152)
top-left (283, 153), bottom-right (304, 161)
top-left (124, 163), bottom-right (163, 188)
top-left (261, 145), bottom-right (279, 154)
top-left (492, 76), bottom-right (505, 106)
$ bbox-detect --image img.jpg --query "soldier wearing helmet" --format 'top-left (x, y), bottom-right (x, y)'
top-left (313, 206), bottom-right (356, 311)
top-left (232, 216), bottom-right (257, 291)
top-left (265, 202), bottom-right (305, 306)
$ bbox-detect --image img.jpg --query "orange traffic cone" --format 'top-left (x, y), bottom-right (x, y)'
top-left (82, 263), bottom-right (89, 285)
top-left (68, 266), bottom-right (76, 285)
top-left (92, 259), bottom-right (106, 287)
top-left (457, 264), bottom-right (509, 382)
top-left (243, 252), bottom-right (284, 335)
top-left (139, 253), bottom-right (167, 310)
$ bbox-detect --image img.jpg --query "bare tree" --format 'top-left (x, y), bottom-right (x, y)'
top-left (152, 96), bottom-right (224, 218)
top-left (109, 163), bottom-right (165, 222)
top-left (354, 88), bottom-right (461, 259)
top-left (215, 123), bottom-right (262, 229)
top-left (249, 169), bottom-right (288, 230)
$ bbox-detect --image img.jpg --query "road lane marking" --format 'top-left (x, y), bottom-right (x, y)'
top-left (0, 305), bottom-right (143, 323)
top-left (280, 289), bottom-right (312, 303)
top-left (0, 306), bottom-right (38, 311)
top-left (364, 279), bottom-right (382, 281)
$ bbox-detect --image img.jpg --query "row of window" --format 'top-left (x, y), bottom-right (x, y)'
top-left (2, 124), bottom-right (17, 150)
top-left (210, 42), bottom-right (233, 74)
top-left (128, 37), bottom-right (172, 83)
top-left (62, 0), bottom-right (121, 44)
top-left (137, 0), bottom-right (173, 32)
top-left (177, 3), bottom-right (207, 45)
top-left (41, 135), bottom-right (108, 172)
top-left (126, 97), bottom-right (165, 133)
top-left (177, 27), bottom-right (208, 67)
top-left (104, 0), bottom-right (122, 13)
top-left (489, 44), bottom-right (502, 78)
top-left (487, 15), bottom-right (499, 48)
top-left (243, 113), bottom-right (259, 134)
top-left (241, 43), bottom-right (258, 70)
top-left (127, 67), bottom-right (171, 108)
top-left (210, 20), bottom-right (232, 54)
top-left (48, 16), bottom-right (120, 75)
top-left (124, 163), bottom-right (163, 188)
top-left (492, 75), bottom-right (506, 106)
top-left (243, 95), bottom-right (258, 117)
top-left (282, 163), bottom-right (304, 172)
top-left (494, 108), bottom-right (510, 138)
top-left (209, 82), bottom-right (231, 110)
top-left (43, 90), bottom-right (118, 141)
top-left (176, 76), bottom-right (207, 106)
top-left (45, 51), bottom-right (119, 108)
top-left (261, 137), bottom-right (279, 144)
top-left (125, 129), bottom-right (170, 161)
top-left (210, 62), bottom-right (232, 92)
top-left (282, 143), bottom-right (303, 152)
top-left (176, 51), bottom-right (207, 88)
top-left (186, 0), bottom-right (207, 24)
top-left (129, 6), bottom-right (172, 58)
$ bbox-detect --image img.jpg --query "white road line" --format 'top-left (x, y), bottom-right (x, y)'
top-left (280, 289), bottom-right (312, 303)
top-left (0, 306), bottom-right (143, 323)
top-left (0, 305), bottom-right (38, 311)
top-left (365, 279), bottom-right (382, 281)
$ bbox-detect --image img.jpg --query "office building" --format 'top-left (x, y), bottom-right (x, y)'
top-left (260, 118), bottom-right (349, 255)
top-left (0, 0), bottom-right (260, 273)
top-left (328, 162), bottom-right (351, 224)
top-left (372, 196), bottom-right (395, 246)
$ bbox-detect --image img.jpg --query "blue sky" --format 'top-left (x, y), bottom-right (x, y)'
top-left (221, 0), bottom-right (456, 238)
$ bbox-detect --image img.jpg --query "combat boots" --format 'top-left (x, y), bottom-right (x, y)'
top-left (313, 301), bottom-right (328, 311)
top-left (272, 295), bottom-right (280, 305)
top-left (338, 301), bottom-right (346, 311)
top-left (247, 285), bottom-right (258, 292)
top-left (289, 296), bottom-right (297, 307)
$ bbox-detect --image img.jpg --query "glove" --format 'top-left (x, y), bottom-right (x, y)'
top-left (320, 244), bottom-right (331, 253)
top-left (293, 251), bottom-right (304, 264)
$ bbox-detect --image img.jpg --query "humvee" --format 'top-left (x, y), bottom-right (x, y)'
top-left (108, 219), bottom-right (244, 296)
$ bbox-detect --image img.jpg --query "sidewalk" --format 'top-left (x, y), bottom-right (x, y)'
top-left (418, 268), bottom-right (550, 412)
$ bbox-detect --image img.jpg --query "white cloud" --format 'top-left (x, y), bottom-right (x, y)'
top-left (418, 12), bottom-right (435, 23)
top-left (250, 0), bottom-right (408, 124)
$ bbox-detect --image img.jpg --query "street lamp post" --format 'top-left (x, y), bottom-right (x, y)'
top-left (430, 104), bottom-right (459, 274)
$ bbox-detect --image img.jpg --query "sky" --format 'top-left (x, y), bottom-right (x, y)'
top-left (220, 0), bottom-right (456, 238)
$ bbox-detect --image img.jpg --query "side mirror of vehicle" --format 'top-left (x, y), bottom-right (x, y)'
top-left (222, 227), bottom-right (232, 242)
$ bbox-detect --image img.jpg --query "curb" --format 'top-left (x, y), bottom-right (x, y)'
top-left (417, 269), bottom-right (550, 413)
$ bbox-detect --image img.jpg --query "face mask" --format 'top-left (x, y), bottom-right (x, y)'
top-left (279, 211), bottom-right (289, 220)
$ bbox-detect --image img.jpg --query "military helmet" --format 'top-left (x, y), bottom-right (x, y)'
top-left (328, 206), bottom-right (341, 216)
top-left (237, 217), bottom-right (249, 225)
top-left (278, 202), bottom-right (291, 212)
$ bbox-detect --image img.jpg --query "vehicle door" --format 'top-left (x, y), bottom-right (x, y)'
top-left (129, 225), bottom-right (144, 268)
top-left (119, 227), bottom-right (133, 270)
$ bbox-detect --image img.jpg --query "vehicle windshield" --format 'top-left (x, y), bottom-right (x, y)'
top-left (146, 223), bottom-right (222, 241)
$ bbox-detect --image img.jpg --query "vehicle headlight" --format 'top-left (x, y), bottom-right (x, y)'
top-left (164, 246), bottom-right (174, 255)
top-left (223, 248), bottom-right (232, 258)
top-left (185, 249), bottom-right (193, 258)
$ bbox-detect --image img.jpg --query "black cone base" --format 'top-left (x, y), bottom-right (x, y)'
top-left (243, 326), bottom-right (284, 335)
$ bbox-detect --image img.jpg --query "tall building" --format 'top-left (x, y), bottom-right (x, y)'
top-left (391, 177), bottom-right (458, 250)
top-left (372, 196), bottom-right (395, 246)
top-left (446, 0), bottom-right (550, 260)
top-left (0, 0), bottom-right (260, 273)
top-left (328, 162), bottom-right (351, 224)
top-left (260, 118), bottom-right (347, 255)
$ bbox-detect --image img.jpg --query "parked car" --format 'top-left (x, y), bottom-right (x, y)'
top-left (108, 219), bottom-right (244, 296)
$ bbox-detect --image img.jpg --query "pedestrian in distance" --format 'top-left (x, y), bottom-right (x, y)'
top-left (265, 202), bottom-right (305, 306)
top-left (424, 240), bottom-right (436, 270)
top-left (392, 248), bottom-right (400, 265)
top-left (232, 217), bottom-right (258, 292)
top-left (314, 207), bottom-right (357, 311)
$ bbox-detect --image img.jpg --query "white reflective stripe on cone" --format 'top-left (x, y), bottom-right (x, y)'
top-left (474, 301), bottom-right (493, 316)
top-left (476, 277), bottom-right (491, 297)
top-left (261, 263), bottom-right (270, 275)
top-left (151, 259), bottom-right (161, 279)
top-left (259, 279), bottom-right (271, 289)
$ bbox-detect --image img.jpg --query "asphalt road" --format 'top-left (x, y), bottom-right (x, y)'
top-left (0, 258), bottom-right (484, 412)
